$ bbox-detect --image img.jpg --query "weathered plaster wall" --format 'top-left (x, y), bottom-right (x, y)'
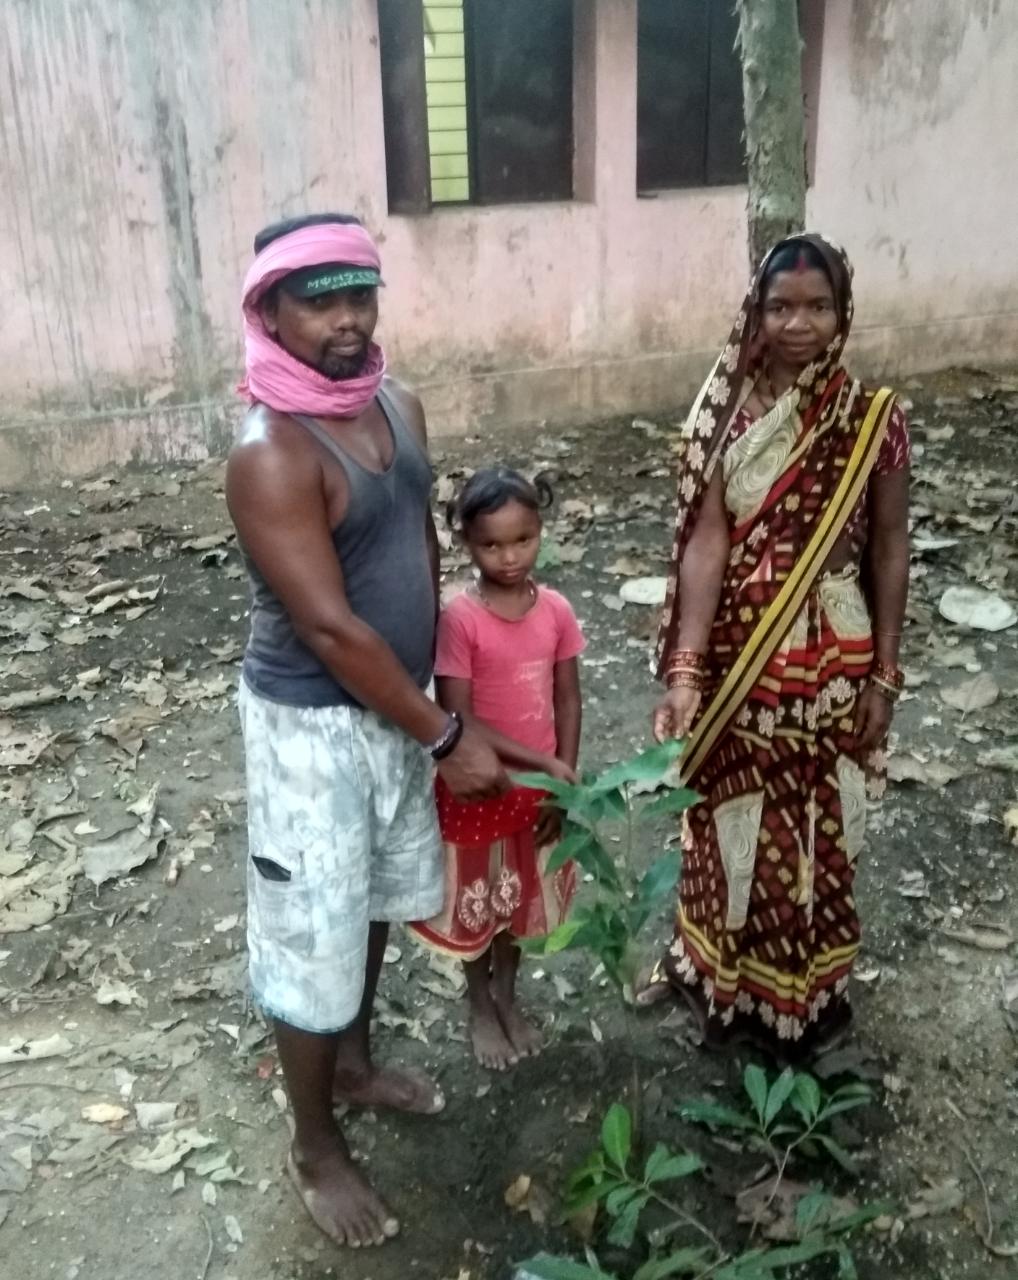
top-left (1, 0), bottom-right (1015, 484)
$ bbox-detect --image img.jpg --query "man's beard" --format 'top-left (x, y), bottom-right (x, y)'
top-left (319, 346), bottom-right (369, 381)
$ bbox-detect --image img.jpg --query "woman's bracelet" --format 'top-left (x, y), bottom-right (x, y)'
top-left (869, 676), bottom-right (901, 703)
top-left (668, 649), bottom-right (706, 671)
top-left (667, 670), bottom-right (705, 692)
top-left (871, 659), bottom-right (904, 691)
top-left (428, 711), bottom-right (464, 760)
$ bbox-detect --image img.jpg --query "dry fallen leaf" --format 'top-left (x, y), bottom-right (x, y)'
top-left (939, 672), bottom-right (1000, 714)
top-left (81, 1103), bottom-right (131, 1125)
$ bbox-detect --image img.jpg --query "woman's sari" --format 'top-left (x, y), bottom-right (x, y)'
top-left (653, 234), bottom-right (904, 1058)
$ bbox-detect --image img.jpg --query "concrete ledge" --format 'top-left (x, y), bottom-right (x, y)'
top-left (3, 312), bottom-right (1017, 488)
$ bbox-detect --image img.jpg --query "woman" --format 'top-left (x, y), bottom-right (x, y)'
top-left (644, 233), bottom-right (910, 1061)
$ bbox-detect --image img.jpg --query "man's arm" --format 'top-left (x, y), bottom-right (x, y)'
top-left (226, 426), bottom-right (506, 798)
top-left (387, 378), bottom-right (440, 617)
top-left (437, 676), bottom-right (575, 780)
top-left (227, 436), bottom-right (446, 740)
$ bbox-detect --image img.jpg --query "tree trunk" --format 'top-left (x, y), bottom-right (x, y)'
top-left (737, 0), bottom-right (807, 268)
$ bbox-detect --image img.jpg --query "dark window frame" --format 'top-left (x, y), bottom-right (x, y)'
top-left (636, 0), bottom-right (747, 194)
top-left (378, 0), bottom-right (576, 214)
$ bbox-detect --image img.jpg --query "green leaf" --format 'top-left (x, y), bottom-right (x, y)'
top-left (545, 827), bottom-right (596, 876)
top-left (740, 1236), bottom-right (839, 1268)
top-left (811, 1132), bottom-right (859, 1174)
top-left (590, 739), bottom-right (684, 793)
top-left (837, 1244), bottom-right (859, 1280)
top-left (743, 1063), bottom-right (770, 1124)
top-left (635, 850), bottom-right (682, 909)
top-left (563, 1179), bottom-right (617, 1216)
top-left (521, 918), bottom-right (587, 956)
top-left (832, 1082), bottom-right (873, 1100)
top-left (790, 1072), bottom-right (822, 1126)
top-left (581, 787), bottom-right (628, 824)
top-left (566, 1150), bottom-right (606, 1191)
top-left (676, 1100), bottom-right (757, 1132)
top-left (818, 1095), bottom-right (873, 1123)
top-left (795, 1190), bottom-right (835, 1233)
top-left (632, 1248), bottom-right (713, 1280)
top-left (823, 1199), bottom-right (896, 1235)
top-left (604, 1184), bottom-right (641, 1216)
top-left (642, 787), bottom-right (702, 818)
top-left (601, 1104), bottom-right (632, 1171)
top-left (510, 771), bottom-right (580, 803)
top-left (605, 1196), bottom-right (644, 1248)
top-left (763, 1067), bottom-right (797, 1128)
top-left (643, 1144), bottom-right (703, 1184)
top-left (517, 1254), bottom-right (616, 1280)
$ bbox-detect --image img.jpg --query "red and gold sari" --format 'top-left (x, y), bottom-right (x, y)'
top-left (654, 234), bottom-right (906, 1058)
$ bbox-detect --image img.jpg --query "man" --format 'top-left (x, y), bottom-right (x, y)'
top-left (226, 213), bottom-right (506, 1248)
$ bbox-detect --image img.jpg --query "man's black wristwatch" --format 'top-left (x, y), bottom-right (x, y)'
top-left (428, 711), bottom-right (464, 761)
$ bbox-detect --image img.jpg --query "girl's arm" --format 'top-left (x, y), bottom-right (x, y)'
top-left (552, 657), bottom-right (581, 770)
top-left (436, 676), bottom-right (574, 779)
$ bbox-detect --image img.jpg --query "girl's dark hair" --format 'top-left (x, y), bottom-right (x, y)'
top-left (760, 239), bottom-right (832, 296)
top-left (451, 466), bottom-right (553, 534)
top-left (253, 212), bottom-right (362, 255)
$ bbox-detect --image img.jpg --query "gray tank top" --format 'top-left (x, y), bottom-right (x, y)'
top-left (241, 387), bottom-right (436, 708)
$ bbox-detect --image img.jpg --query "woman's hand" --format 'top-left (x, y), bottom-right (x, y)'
top-left (854, 684), bottom-right (893, 751)
top-left (653, 687), bottom-right (702, 743)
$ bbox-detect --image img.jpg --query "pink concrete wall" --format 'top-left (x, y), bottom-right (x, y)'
top-left (808, 0), bottom-right (1018, 373)
top-left (1, 0), bottom-right (1016, 484)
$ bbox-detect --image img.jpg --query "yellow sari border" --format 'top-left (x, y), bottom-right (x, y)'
top-left (679, 910), bottom-right (859, 998)
top-left (681, 388), bottom-right (895, 784)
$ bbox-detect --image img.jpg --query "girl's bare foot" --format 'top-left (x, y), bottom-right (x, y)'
top-left (286, 1144), bottom-right (399, 1248)
top-left (333, 1064), bottom-right (445, 1114)
top-left (494, 997), bottom-right (543, 1058)
top-left (469, 1003), bottom-right (519, 1071)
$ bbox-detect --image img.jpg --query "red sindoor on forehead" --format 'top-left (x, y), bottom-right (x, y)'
top-left (793, 249), bottom-right (812, 273)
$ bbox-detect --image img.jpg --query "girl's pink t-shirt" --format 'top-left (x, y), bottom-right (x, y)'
top-left (434, 585), bottom-right (585, 757)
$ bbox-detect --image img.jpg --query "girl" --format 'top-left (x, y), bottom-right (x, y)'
top-left (410, 467), bottom-right (584, 1071)
top-left (643, 234), bottom-right (910, 1062)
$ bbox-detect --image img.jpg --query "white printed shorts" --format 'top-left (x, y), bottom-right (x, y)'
top-left (238, 681), bottom-right (443, 1033)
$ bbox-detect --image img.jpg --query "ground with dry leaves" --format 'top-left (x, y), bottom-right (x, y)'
top-left (2, 368), bottom-right (1017, 1280)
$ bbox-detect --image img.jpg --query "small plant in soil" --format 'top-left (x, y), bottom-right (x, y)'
top-left (678, 1062), bottom-right (874, 1177)
top-left (519, 1096), bottom-right (888, 1280)
top-left (511, 746), bottom-right (889, 1279)
top-left (513, 736), bottom-right (698, 998)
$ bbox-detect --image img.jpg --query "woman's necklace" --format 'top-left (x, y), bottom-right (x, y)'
top-left (756, 363), bottom-right (779, 408)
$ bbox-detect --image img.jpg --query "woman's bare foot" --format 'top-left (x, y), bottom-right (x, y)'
top-left (494, 997), bottom-right (543, 1058)
top-left (286, 1144), bottom-right (399, 1248)
top-left (634, 960), bottom-right (672, 1008)
top-left (469, 1003), bottom-right (519, 1071)
top-left (333, 1064), bottom-right (445, 1114)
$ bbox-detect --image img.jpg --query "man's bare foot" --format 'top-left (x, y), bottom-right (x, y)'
top-left (469, 1004), bottom-right (519, 1071)
top-left (333, 1064), bottom-right (445, 1115)
top-left (286, 1145), bottom-right (399, 1248)
top-left (493, 997), bottom-right (543, 1058)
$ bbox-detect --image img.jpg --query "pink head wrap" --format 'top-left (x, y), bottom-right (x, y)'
top-left (237, 222), bottom-right (386, 419)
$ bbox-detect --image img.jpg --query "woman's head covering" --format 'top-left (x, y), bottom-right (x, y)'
top-left (237, 221), bottom-right (386, 419)
top-left (655, 232), bottom-right (856, 676)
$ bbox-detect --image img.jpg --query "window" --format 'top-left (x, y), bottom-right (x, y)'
top-left (636, 0), bottom-right (746, 192)
top-left (379, 0), bottom-right (574, 211)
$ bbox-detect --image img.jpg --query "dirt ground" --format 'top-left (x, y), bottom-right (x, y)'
top-left (2, 367), bottom-right (1017, 1280)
